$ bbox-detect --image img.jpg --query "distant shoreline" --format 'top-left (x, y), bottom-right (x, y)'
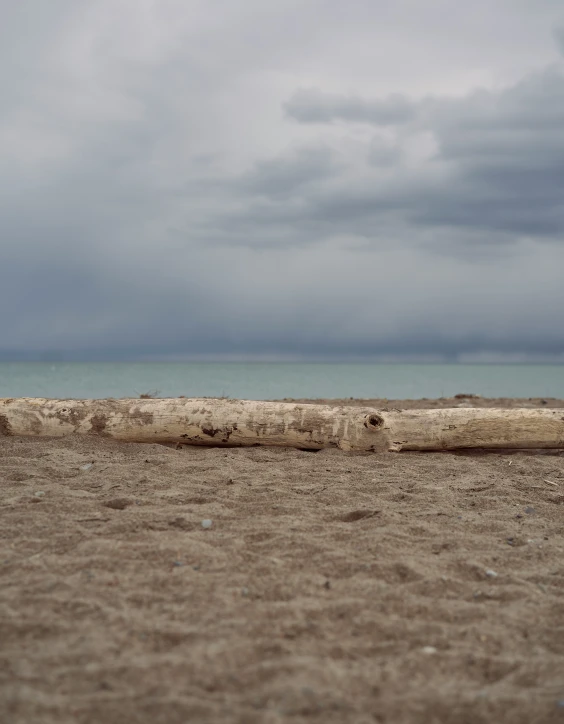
top-left (278, 396), bottom-right (564, 409)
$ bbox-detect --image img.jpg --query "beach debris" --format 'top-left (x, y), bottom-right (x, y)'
top-left (544, 479), bottom-right (559, 487)
top-left (421, 646), bottom-right (438, 655)
top-left (241, 587), bottom-right (250, 597)
top-left (485, 569), bottom-right (498, 578)
top-left (201, 519), bottom-right (213, 529)
top-left (137, 390), bottom-right (160, 399)
top-left (2, 397), bottom-right (564, 453)
top-left (33, 491), bottom-right (46, 498)
top-left (524, 506), bottom-right (536, 515)
top-left (80, 463), bottom-right (93, 471)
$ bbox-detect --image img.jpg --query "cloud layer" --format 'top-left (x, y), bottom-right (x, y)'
top-left (1, 1), bottom-right (564, 360)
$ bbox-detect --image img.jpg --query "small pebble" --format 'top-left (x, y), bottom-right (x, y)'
top-left (201, 519), bottom-right (213, 529)
top-left (485, 569), bottom-right (498, 578)
top-left (241, 587), bottom-right (250, 597)
top-left (172, 561), bottom-right (184, 567)
top-left (421, 646), bottom-right (437, 655)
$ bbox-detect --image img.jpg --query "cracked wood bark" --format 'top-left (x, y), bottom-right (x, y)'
top-left (0, 398), bottom-right (563, 452)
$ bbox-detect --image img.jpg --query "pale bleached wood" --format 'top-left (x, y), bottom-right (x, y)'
top-left (0, 398), bottom-right (563, 452)
top-left (382, 407), bottom-right (564, 451)
top-left (0, 397), bottom-right (388, 452)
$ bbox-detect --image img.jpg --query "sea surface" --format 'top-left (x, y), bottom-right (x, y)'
top-left (0, 362), bottom-right (563, 400)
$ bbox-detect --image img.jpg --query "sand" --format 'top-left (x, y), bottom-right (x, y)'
top-left (1, 397), bottom-right (564, 723)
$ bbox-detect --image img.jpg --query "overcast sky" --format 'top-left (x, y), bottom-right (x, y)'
top-left (1, 0), bottom-right (564, 361)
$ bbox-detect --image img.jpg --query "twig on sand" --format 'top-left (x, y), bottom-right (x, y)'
top-left (136, 390), bottom-right (160, 399)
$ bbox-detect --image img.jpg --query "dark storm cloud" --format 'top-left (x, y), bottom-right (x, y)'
top-left (1, 0), bottom-right (564, 361)
top-left (221, 65), bottom-right (564, 245)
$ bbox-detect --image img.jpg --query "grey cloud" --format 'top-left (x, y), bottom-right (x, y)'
top-left (1, 1), bottom-right (564, 362)
top-left (230, 64), bottom-right (564, 243)
top-left (407, 70), bottom-right (564, 236)
top-left (284, 89), bottom-right (418, 125)
top-left (555, 27), bottom-right (564, 55)
top-left (433, 70), bottom-right (564, 157)
top-left (238, 147), bottom-right (342, 197)
top-left (367, 140), bottom-right (402, 167)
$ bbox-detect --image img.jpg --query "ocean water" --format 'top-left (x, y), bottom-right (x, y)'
top-left (0, 362), bottom-right (563, 400)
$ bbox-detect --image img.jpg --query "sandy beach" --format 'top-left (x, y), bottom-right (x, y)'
top-left (1, 397), bottom-right (564, 723)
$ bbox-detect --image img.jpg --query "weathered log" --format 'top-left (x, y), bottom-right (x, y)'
top-left (0, 397), bottom-right (387, 451)
top-left (0, 398), bottom-right (563, 452)
top-left (383, 407), bottom-right (564, 451)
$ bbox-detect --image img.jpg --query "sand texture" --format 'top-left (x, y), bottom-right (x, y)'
top-left (1, 398), bottom-right (564, 723)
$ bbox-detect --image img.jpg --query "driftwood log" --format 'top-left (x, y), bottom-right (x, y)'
top-left (1, 397), bottom-right (564, 452)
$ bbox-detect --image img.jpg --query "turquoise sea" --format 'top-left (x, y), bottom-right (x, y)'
top-left (0, 362), bottom-right (563, 400)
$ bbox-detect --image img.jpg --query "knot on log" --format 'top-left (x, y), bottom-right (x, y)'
top-left (364, 413), bottom-right (384, 430)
